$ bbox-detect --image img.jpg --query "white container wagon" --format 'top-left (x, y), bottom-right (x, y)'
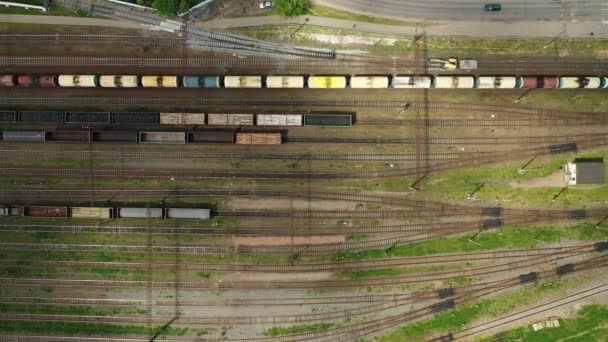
top-left (118, 208), bottom-right (163, 218)
top-left (166, 208), bottom-right (210, 220)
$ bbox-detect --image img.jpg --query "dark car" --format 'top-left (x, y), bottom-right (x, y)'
top-left (484, 3), bottom-right (502, 11)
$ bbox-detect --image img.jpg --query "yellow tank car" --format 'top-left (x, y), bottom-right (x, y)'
top-left (307, 76), bottom-right (347, 89)
top-left (141, 76), bottom-right (179, 88)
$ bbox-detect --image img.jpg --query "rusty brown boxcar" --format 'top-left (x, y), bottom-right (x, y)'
top-left (22, 206), bottom-right (69, 217)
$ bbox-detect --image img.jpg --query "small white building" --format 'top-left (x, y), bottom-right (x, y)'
top-left (564, 161), bottom-right (605, 185)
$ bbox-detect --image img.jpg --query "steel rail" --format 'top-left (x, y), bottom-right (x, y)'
top-left (0, 137), bottom-right (602, 180)
top-left (288, 133), bottom-right (608, 145)
top-left (1, 255), bottom-right (605, 338)
top-left (0, 246), bottom-right (598, 290)
top-left (0, 210), bottom-right (596, 255)
top-left (0, 243), bottom-right (596, 273)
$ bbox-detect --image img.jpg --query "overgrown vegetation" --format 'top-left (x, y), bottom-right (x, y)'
top-left (274, 0), bottom-right (310, 17)
top-left (479, 305), bottom-right (608, 341)
top-left (263, 323), bottom-right (335, 336)
top-left (136, 0), bottom-right (189, 15)
top-left (333, 223), bottom-right (607, 262)
top-left (0, 321), bottom-right (188, 335)
top-left (375, 277), bottom-right (578, 341)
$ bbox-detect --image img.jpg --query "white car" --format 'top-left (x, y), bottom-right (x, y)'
top-left (259, 1), bottom-right (274, 9)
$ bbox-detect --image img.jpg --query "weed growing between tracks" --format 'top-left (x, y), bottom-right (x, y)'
top-left (263, 322), bottom-right (336, 336)
top-left (332, 223), bottom-right (608, 262)
top-left (0, 303), bottom-right (145, 316)
top-left (0, 321), bottom-right (190, 336)
top-left (374, 276), bottom-right (584, 341)
top-left (479, 304), bottom-right (608, 342)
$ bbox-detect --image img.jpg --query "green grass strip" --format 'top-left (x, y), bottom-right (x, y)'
top-left (480, 304), bottom-right (608, 342)
top-left (263, 323), bottom-right (335, 336)
top-left (333, 223), bottom-right (607, 262)
top-left (375, 277), bottom-right (577, 341)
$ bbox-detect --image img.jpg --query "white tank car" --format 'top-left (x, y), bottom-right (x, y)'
top-left (391, 76), bottom-right (432, 88)
top-left (475, 76), bottom-right (519, 89)
top-left (434, 76), bottom-right (475, 89)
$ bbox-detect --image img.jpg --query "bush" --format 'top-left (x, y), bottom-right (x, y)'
top-left (274, 0), bottom-right (310, 17)
top-left (151, 0), bottom-right (189, 15)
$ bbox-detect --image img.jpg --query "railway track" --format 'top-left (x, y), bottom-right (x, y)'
top-left (0, 248), bottom-right (599, 289)
top-left (0, 149), bottom-right (483, 162)
top-left (1, 243), bottom-right (600, 273)
top-left (0, 55), bottom-right (408, 69)
top-left (288, 133), bottom-right (608, 145)
top-left (0, 255), bottom-right (605, 338)
top-left (0, 219), bottom-right (522, 237)
top-left (441, 280), bottom-right (608, 341)
top-left (0, 97), bottom-right (606, 122)
top-left (0, 138), bottom-right (602, 180)
top-left (69, 0), bottom-right (336, 60)
top-left (0, 96), bottom-right (405, 108)
top-left (0, 211), bottom-right (598, 255)
top-left (3, 53), bottom-right (608, 75)
top-left (0, 188), bottom-right (475, 211)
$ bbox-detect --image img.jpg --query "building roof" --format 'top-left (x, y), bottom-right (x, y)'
top-left (575, 162), bottom-right (605, 184)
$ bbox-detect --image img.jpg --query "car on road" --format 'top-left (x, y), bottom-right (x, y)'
top-left (259, 1), bottom-right (274, 9)
top-left (484, 3), bottom-right (502, 11)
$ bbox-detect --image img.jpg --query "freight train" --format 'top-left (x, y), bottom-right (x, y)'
top-left (0, 130), bottom-right (285, 145)
top-left (1, 74), bottom-right (607, 89)
top-left (0, 205), bottom-right (211, 219)
top-left (0, 111), bottom-right (353, 127)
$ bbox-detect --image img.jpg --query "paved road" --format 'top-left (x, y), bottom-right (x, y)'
top-left (200, 14), bottom-right (608, 38)
top-left (316, 0), bottom-right (608, 23)
top-left (0, 14), bottom-right (142, 29)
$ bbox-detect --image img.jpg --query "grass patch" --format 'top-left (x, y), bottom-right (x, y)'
top-left (342, 268), bottom-right (401, 279)
top-left (0, 303), bottom-right (144, 316)
top-left (375, 277), bottom-right (578, 341)
top-left (307, 4), bottom-right (421, 26)
top-left (196, 271), bottom-right (212, 279)
top-left (334, 223), bottom-right (607, 262)
top-left (263, 323), bottom-right (335, 336)
top-left (480, 304), bottom-right (608, 342)
top-left (0, 321), bottom-right (188, 335)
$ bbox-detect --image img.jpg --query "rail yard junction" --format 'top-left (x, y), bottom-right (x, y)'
top-left (0, 0), bottom-right (608, 341)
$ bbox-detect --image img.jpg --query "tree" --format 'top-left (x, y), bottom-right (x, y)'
top-left (274, 0), bottom-right (310, 17)
top-left (178, 0), bottom-right (189, 13)
top-left (152, 0), bottom-right (178, 15)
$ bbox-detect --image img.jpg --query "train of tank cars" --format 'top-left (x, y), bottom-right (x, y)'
top-left (0, 205), bottom-right (210, 219)
top-left (1, 74), bottom-right (607, 89)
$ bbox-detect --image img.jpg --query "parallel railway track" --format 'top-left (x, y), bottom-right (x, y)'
top-left (0, 211), bottom-right (599, 255)
top-left (0, 248), bottom-right (598, 290)
top-left (0, 243), bottom-right (599, 273)
top-left (0, 97), bottom-right (606, 123)
top-left (0, 138), bottom-right (601, 180)
top-left (3, 52), bottom-right (608, 74)
top-left (0, 254), bottom-right (605, 335)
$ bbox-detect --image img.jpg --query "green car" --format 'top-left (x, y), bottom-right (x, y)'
top-left (484, 3), bottom-right (502, 11)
